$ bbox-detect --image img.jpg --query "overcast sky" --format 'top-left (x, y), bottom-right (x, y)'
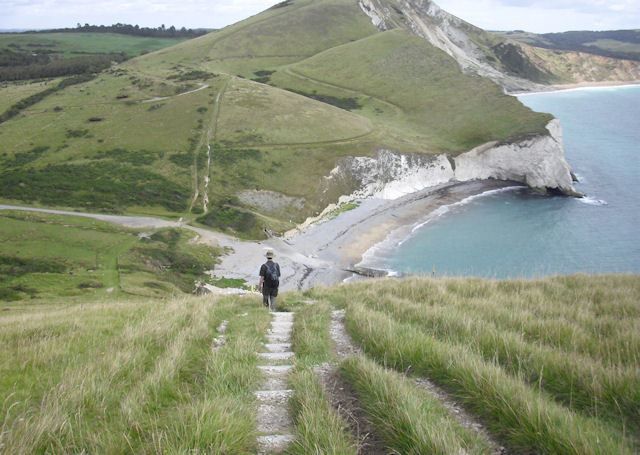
top-left (1, 0), bottom-right (639, 33)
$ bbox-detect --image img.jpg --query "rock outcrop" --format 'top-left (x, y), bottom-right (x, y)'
top-left (358, 0), bottom-right (543, 91)
top-left (454, 119), bottom-right (578, 195)
top-left (326, 120), bottom-right (578, 201)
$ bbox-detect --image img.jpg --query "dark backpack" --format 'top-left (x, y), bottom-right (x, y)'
top-left (264, 262), bottom-right (279, 288)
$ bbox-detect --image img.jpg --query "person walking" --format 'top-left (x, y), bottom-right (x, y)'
top-left (259, 250), bottom-right (281, 311)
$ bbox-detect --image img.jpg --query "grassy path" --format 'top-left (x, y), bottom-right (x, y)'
top-left (98, 235), bottom-right (138, 294)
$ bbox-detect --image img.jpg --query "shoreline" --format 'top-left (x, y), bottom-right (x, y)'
top-left (510, 80), bottom-right (640, 97)
top-left (354, 185), bottom-right (524, 275)
top-left (0, 180), bottom-right (526, 292)
top-left (275, 180), bottom-right (520, 290)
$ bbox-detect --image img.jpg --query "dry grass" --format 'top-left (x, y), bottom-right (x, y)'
top-left (0, 294), bottom-right (269, 453)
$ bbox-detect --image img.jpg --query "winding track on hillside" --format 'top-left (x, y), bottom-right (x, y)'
top-left (282, 67), bottom-right (404, 118)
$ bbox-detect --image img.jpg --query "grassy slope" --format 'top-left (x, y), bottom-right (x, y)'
top-left (282, 29), bottom-right (551, 151)
top-left (0, 295), bottom-right (269, 453)
top-left (0, 0), bottom-right (553, 236)
top-left (0, 79), bottom-right (60, 112)
top-left (3, 275), bottom-right (637, 453)
top-left (314, 275), bottom-right (640, 453)
top-left (0, 210), bottom-right (222, 301)
top-left (0, 32), bottom-right (188, 58)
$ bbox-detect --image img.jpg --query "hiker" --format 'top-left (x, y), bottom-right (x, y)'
top-left (259, 250), bottom-right (281, 311)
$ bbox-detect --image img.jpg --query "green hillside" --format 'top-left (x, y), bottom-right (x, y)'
top-left (0, 210), bottom-right (223, 300)
top-left (1, 275), bottom-right (638, 453)
top-left (0, 0), bottom-right (554, 238)
top-left (0, 32), bottom-right (189, 58)
top-left (498, 29), bottom-right (640, 62)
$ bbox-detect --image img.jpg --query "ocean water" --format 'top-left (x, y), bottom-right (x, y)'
top-left (374, 85), bottom-right (640, 278)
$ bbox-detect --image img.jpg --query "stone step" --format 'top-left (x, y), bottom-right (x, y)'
top-left (271, 319), bottom-right (293, 326)
top-left (254, 389), bottom-right (294, 402)
top-left (271, 321), bottom-right (293, 327)
top-left (269, 324), bottom-right (293, 332)
top-left (257, 403), bottom-right (292, 433)
top-left (257, 434), bottom-right (295, 454)
top-left (259, 351), bottom-right (294, 361)
top-left (261, 375), bottom-right (289, 391)
top-left (259, 365), bottom-right (293, 373)
top-left (264, 342), bottom-right (291, 352)
top-left (267, 334), bottom-right (290, 343)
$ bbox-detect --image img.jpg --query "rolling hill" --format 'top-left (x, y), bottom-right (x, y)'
top-left (0, 0), bottom-right (637, 238)
top-left (497, 29), bottom-right (640, 62)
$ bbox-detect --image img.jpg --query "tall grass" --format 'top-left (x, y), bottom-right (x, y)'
top-left (341, 355), bottom-right (493, 455)
top-left (357, 292), bottom-right (640, 429)
top-left (344, 303), bottom-right (635, 454)
top-left (0, 295), bottom-right (269, 453)
top-left (290, 300), bottom-right (332, 366)
top-left (288, 368), bottom-right (358, 455)
top-left (287, 300), bottom-right (358, 454)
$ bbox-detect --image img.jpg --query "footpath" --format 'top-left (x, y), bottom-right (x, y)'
top-left (255, 312), bottom-right (296, 453)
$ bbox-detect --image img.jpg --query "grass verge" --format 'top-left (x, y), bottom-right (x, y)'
top-left (344, 302), bottom-right (635, 454)
top-left (286, 299), bottom-right (357, 454)
top-left (341, 355), bottom-right (493, 454)
top-left (287, 368), bottom-right (358, 454)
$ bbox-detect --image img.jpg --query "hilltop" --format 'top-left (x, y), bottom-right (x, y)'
top-left (497, 29), bottom-right (640, 62)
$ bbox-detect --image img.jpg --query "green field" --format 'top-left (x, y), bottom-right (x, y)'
top-left (1, 275), bottom-right (638, 453)
top-left (0, 210), bottom-right (222, 301)
top-left (0, 32), bottom-right (188, 58)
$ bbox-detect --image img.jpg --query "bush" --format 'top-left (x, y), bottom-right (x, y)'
top-left (284, 88), bottom-right (361, 111)
top-left (0, 162), bottom-right (189, 212)
top-left (94, 148), bottom-right (159, 166)
top-left (169, 153), bottom-right (193, 167)
top-left (1, 146), bottom-right (49, 168)
top-left (197, 205), bottom-right (261, 238)
top-left (0, 255), bottom-right (68, 276)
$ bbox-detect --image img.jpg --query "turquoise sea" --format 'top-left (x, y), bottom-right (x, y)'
top-left (375, 85), bottom-right (640, 278)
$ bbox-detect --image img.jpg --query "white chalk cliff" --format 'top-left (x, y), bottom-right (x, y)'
top-left (327, 120), bottom-right (577, 201)
top-left (454, 119), bottom-right (576, 194)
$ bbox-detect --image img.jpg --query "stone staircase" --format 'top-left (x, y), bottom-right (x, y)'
top-left (256, 312), bottom-right (295, 453)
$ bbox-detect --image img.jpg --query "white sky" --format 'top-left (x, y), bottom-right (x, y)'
top-left (0, 0), bottom-right (638, 33)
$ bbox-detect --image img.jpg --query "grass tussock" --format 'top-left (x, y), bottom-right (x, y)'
top-left (290, 300), bottom-right (332, 366)
top-left (287, 368), bottom-right (358, 455)
top-left (341, 355), bottom-right (493, 455)
top-left (353, 291), bottom-right (640, 428)
top-left (341, 297), bottom-right (635, 454)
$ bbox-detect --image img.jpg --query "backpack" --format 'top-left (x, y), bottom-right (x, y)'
top-left (264, 262), bottom-right (279, 288)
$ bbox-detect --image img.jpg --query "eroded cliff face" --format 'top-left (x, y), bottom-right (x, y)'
top-left (325, 120), bottom-right (577, 202)
top-left (454, 119), bottom-right (577, 194)
top-left (326, 152), bottom-right (454, 199)
top-left (358, 0), bottom-right (543, 91)
top-left (358, 0), bottom-right (640, 90)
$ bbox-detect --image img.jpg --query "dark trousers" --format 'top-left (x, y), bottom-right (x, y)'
top-left (262, 287), bottom-right (278, 311)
